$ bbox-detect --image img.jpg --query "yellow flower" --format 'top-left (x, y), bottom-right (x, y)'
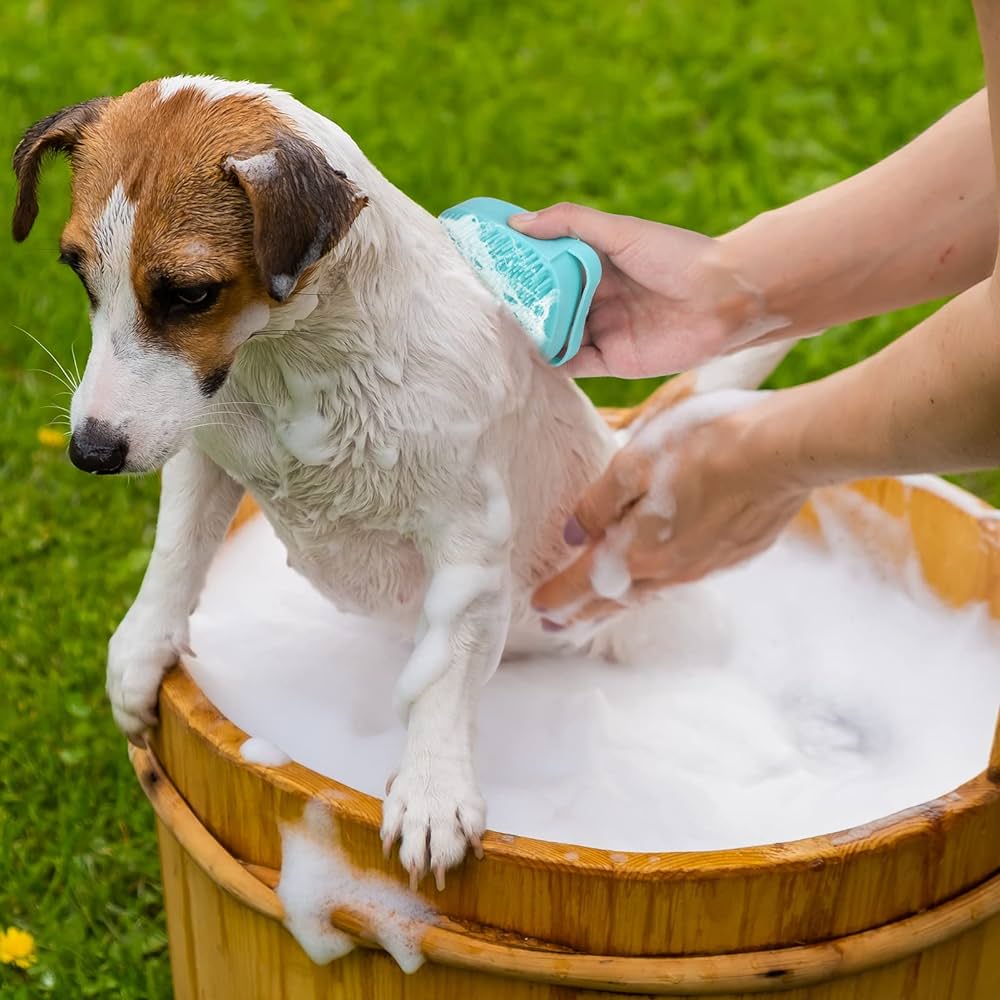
top-left (37, 427), bottom-right (68, 448)
top-left (0, 926), bottom-right (37, 970)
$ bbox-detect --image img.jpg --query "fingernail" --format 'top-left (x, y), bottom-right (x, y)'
top-left (564, 516), bottom-right (588, 546)
top-left (541, 618), bottom-right (565, 633)
top-left (509, 211), bottom-right (537, 224)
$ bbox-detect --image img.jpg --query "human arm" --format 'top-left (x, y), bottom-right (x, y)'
top-left (511, 90), bottom-right (997, 377)
top-left (533, 276), bottom-right (1000, 624)
top-left (532, 0), bottom-right (1000, 619)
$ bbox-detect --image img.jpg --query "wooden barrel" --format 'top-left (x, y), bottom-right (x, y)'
top-left (132, 399), bottom-right (1000, 999)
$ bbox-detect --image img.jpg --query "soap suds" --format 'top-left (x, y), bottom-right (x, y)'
top-left (277, 800), bottom-right (433, 972)
top-left (589, 523), bottom-right (633, 600)
top-left (632, 389), bottom-right (767, 454)
top-left (479, 464), bottom-right (513, 547)
top-left (274, 367), bottom-right (335, 466)
top-left (373, 444), bottom-right (399, 469)
top-left (626, 390), bottom-right (765, 539)
top-left (441, 215), bottom-right (557, 347)
top-left (392, 564), bottom-right (504, 714)
top-left (189, 490), bottom-right (1000, 853)
top-left (240, 736), bottom-right (291, 767)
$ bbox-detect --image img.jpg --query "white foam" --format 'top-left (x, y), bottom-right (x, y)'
top-left (589, 523), bottom-right (633, 600)
top-left (392, 564), bottom-right (504, 715)
top-left (277, 800), bottom-right (433, 972)
top-left (631, 389), bottom-right (767, 453)
top-left (441, 215), bottom-right (556, 348)
top-left (240, 736), bottom-right (291, 767)
top-left (188, 491), bottom-right (1000, 853)
top-left (479, 464), bottom-right (512, 547)
top-left (629, 389), bottom-right (767, 536)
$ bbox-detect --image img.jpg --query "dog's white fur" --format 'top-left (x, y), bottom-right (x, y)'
top-left (79, 76), bottom-right (790, 883)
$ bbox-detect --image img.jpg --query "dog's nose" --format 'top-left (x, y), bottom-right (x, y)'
top-left (69, 418), bottom-right (129, 475)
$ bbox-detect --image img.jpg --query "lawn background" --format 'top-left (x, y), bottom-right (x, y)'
top-left (0, 1), bottom-right (991, 996)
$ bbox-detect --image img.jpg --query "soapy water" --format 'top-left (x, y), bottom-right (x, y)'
top-left (441, 215), bottom-right (556, 348)
top-left (187, 491), bottom-right (1000, 853)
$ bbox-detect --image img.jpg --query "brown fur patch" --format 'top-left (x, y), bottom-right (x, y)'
top-left (17, 81), bottom-right (365, 385)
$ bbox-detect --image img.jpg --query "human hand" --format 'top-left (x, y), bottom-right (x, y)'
top-left (509, 203), bottom-right (782, 377)
top-left (532, 391), bottom-right (809, 625)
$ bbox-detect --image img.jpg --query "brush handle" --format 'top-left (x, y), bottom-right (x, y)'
top-left (553, 241), bottom-right (602, 366)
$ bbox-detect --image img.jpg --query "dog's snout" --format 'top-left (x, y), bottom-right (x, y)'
top-left (69, 418), bottom-right (128, 475)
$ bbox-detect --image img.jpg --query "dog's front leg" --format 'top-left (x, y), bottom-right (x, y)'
top-left (381, 527), bottom-right (512, 890)
top-left (106, 447), bottom-right (243, 738)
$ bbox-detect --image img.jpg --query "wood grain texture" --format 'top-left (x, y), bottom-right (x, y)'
top-left (133, 742), bottom-right (1000, 995)
top-left (141, 389), bottom-right (1000, 997)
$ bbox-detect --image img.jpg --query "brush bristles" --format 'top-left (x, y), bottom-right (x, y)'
top-left (441, 213), bottom-right (558, 348)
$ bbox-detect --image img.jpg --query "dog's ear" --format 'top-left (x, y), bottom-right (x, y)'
top-left (223, 134), bottom-right (368, 303)
top-left (12, 98), bottom-right (109, 242)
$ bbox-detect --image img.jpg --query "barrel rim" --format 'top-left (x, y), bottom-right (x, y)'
top-left (131, 740), bottom-right (1000, 994)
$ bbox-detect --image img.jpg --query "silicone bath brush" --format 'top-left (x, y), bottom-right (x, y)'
top-left (440, 197), bottom-right (602, 366)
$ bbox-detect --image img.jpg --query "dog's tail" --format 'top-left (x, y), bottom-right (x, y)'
top-left (687, 340), bottom-right (794, 393)
top-left (604, 340), bottom-right (795, 431)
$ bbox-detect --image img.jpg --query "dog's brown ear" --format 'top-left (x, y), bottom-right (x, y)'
top-left (12, 98), bottom-right (109, 242)
top-left (223, 134), bottom-right (368, 303)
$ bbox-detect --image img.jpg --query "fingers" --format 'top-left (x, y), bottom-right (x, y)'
top-left (566, 452), bottom-right (649, 544)
top-left (533, 547), bottom-right (598, 618)
top-left (508, 202), bottom-right (635, 257)
top-left (536, 566), bottom-right (666, 628)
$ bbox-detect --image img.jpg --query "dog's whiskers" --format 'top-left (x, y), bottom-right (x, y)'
top-left (14, 324), bottom-right (80, 393)
top-left (199, 398), bottom-right (275, 411)
top-left (28, 367), bottom-right (77, 393)
top-left (70, 341), bottom-right (83, 385)
top-left (186, 421), bottom-right (243, 432)
top-left (196, 405), bottom-right (265, 416)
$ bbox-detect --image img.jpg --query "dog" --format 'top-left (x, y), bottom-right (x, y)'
top-left (13, 76), bottom-right (791, 886)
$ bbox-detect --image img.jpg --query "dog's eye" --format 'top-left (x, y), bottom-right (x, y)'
top-left (163, 283), bottom-right (222, 317)
top-left (59, 248), bottom-right (97, 307)
top-left (58, 248), bottom-right (84, 273)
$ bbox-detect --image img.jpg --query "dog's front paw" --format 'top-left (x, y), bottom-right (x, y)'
top-left (380, 757), bottom-right (486, 890)
top-left (106, 611), bottom-right (190, 740)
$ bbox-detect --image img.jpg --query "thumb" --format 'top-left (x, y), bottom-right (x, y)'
top-left (565, 453), bottom-right (645, 545)
top-left (509, 202), bottom-right (631, 256)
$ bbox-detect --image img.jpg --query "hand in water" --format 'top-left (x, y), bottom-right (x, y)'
top-left (532, 392), bottom-right (809, 624)
top-left (509, 203), bottom-right (774, 378)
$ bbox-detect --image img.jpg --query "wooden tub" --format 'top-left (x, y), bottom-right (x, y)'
top-left (131, 398), bottom-right (1000, 999)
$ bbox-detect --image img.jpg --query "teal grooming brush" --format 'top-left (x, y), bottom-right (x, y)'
top-left (439, 197), bottom-right (602, 366)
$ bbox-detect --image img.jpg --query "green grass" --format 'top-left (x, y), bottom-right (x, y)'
top-left (0, 1), bottom-right (990, 995)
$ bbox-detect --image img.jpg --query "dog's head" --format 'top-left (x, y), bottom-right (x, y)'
top-left (13, 78), bottom-right (367, 474)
